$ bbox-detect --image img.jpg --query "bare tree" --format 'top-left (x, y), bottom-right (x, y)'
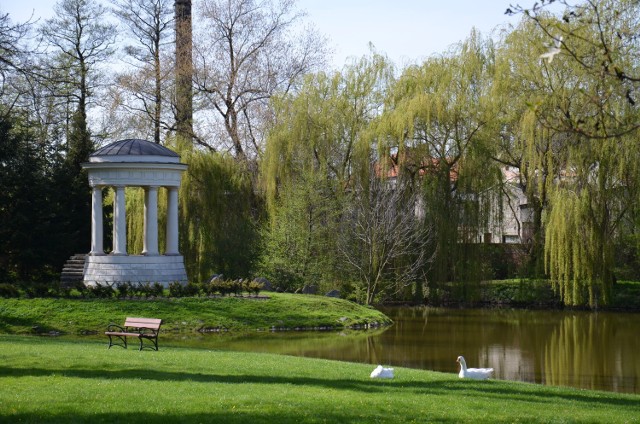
top-left (112, 0), bottom-right (174, 143)
top-left (0, 11), bottom-right (35, 115)
top-left (193, 0), bottom-right (327, 160)
top-left (40, 0), bottom-right (117, 142)
top-left (339, 166), bottom-right (434, 305)
top-left (0, 12), bottom-right (30, 76)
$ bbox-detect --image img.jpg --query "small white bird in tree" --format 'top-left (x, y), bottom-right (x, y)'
top-left (456, 356), bottom-right (494, 380)
top-left (540, 36), bottom-right (563, 63)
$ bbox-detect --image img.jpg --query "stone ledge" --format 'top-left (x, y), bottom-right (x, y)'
top-left (84, 255), bottom-right (187, 286)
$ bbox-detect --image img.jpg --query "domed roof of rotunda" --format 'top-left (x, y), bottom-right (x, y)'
top-left (90, 139), bottom-right (180, 163)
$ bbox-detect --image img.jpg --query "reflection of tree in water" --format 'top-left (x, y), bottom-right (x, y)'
top-left (182, 307), bottom-right (640, 392)
top-left (543, 313), bottom-right (640, 392)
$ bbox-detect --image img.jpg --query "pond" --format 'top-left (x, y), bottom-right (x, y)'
top-left (163, 307), bottom-right (640, 394)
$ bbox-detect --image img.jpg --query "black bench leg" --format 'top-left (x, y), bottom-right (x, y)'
top-left (137, 336), bottom-right (159, 351)
top-left (107, 334), bottom-right (128, 349)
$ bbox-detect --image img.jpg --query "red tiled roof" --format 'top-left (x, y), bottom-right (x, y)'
top-left (379, 152), bottom-right (459, 181)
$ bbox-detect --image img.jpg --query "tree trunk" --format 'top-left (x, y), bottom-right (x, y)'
top-left (175, 0), bottom-right (193, 143)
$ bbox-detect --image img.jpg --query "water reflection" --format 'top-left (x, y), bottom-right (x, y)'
top-left (542, 312), bottom-right (640, 393)
top-left (161, 307), bottom-right (640, 394)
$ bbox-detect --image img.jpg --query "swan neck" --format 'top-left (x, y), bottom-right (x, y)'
top-left (459, 359), bottom-right (467, 372)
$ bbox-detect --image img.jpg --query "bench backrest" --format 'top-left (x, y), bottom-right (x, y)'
top-left (124, 317), bottom-right (162, 332)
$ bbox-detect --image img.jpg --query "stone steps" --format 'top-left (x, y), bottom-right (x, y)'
top-left (61, 254), bottom-right (87, 285)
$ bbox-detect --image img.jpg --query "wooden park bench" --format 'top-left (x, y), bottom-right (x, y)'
top-left (105, 317), bottom-right (163, 351)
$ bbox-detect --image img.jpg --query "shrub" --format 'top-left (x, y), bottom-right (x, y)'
top-left (0, 283), bottom-right (20, 298)
top-left (168, 281), bottom-right (185, 297)
top-left (72, 281), bottom-right (89, 298)
top-left (183, 282), bottom-right (201, 297)
top-left (214, 280), bottom-right (230, 296)
top-left (87, 283), bottom-right (114, 299)
top-left (152, 283), bottom-right (164, 297)
top-left (231, 280), bottom-right (243, 296)
top-left (138, 282), bottom-right (154, 298)
top-left (23, 282), bottom-right (52, 298)
top-left (134, 282), bottom-right (149, 298)
top-left (246, 280), bottom-right (263, 296)
top-left (115, 282), bottom-right (129, 299)
top-left (203, 280), bottom-right (218, 297)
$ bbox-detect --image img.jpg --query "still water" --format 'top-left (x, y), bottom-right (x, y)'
top-left (166, 307), bottom-right (640, 394)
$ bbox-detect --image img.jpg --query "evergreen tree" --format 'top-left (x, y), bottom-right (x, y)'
top-left (0, 112), bottom-right (53, 281)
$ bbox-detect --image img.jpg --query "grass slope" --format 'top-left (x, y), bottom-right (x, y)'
top-left (1, 336), bottom-right (638, 423)
top-left (0, 293), bottom-right (391, 335)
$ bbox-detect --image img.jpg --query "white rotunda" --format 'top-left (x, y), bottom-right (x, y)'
top-left (81, 139), bottom-right (188, 286)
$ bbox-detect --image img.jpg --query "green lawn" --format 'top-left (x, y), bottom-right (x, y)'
top-left (0, 293), bottom-right (391, 335)
top-left (1, 336), bottom-right (639, 423)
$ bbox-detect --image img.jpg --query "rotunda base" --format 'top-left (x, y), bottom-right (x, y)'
top-left (83, 254), bottom-right (188, 287)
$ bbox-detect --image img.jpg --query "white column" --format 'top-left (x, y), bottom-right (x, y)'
top-left (166, 187), bottom-right (180, 255)
top-left (90, 186), bottom-right (104, 255)
top-left (112, 186), bottom-right (127, 255)
top-left (143, 186), bottom-right (159, 255)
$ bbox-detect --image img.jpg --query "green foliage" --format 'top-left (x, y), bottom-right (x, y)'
top-left (258, 172), bottom-right (341, 292)
top-left (115, 282), bottom-right (129, 299)
top-left (168, 281), bottom-right (185, 297)
top-left (183, 282), bottom-right (202, 297)
top-left (3, 0), bottom-right (640, 309)
top-left (482, 279), bottom-right (561, 307)
top-left (373, 31), bottom-right (500, 296)
top-left (0, 112), bottom-right (61, 281)
top-left (246, 280), bottom-right (263, 296)
top-left (260, 53), bottom-right (394, 294)
top-left (0, 284), bottom-right (20, 298)
top-left (178, 146), bottom-right (260, 282)
top-left (506, 4), bottom-right (640, 307)
top-left (86, 283), bottom-right (115, 299)
top-left (21, 281), bottom-right (53, 298)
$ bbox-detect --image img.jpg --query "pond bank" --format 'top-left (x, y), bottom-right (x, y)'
top-left (0, 293), bottom-right (392, 335)
top-left (400, 279), bottom-right (640, 312)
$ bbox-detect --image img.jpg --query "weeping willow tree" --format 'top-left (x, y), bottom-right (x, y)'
top-left (260, 52), bottom-right (394, 294)
top-left (120, 186), bottom-right (169, 255)
top-left (120, 142), bottom-right (259, 282)
top-left (517, 2), bottom-right (640, 306)
top-left (104, 183), bottom-right (168, 257)
top-left (544, 135), bottom-right (639, 306)
top-left (373, 30), bottom-right (500, 302)
top-left (491, 18), bottom-right (571, 276)
top-left (179, 146), bottom-right (260, 282)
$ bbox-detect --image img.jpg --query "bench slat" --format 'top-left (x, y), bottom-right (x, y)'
top-left (124, 317), bottom-right (162, 330)
top-left (105, 331), bottom-right (146, 337)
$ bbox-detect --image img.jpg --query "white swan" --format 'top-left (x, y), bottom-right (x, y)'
top-left (457, 356), bottom-right (493, 380)
top-left (370, 365), bottom-right (394, 379)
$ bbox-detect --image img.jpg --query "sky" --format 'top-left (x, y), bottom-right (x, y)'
top-left (297, 0), bottom-right (520, 68)
top-left (2, 0), bottom-right (524, 69)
